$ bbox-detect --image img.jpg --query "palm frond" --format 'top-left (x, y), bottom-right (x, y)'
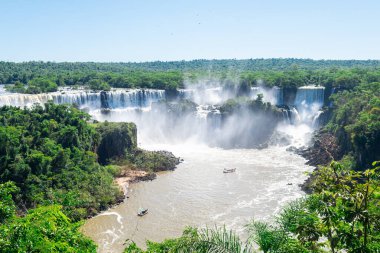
top-left (174, 226), bottom-right (253, 253)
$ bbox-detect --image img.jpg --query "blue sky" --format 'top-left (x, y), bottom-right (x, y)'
top-left (0, 0), bottom-right (379, 62)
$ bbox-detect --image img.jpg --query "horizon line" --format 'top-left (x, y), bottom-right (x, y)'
top-left (2, 57), bottom-right (380, 64)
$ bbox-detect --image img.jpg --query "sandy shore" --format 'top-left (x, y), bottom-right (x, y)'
top-left (114, 170), bottom-right (152, 196)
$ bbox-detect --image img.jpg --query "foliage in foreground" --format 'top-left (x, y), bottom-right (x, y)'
top-left (0, 182), bottom-right (96, 253)
top-left (248, 161), bottom-right (380, 253)
top-left (124, 227), bottom-right (252, 253)
top-left (0, 103), bottom-right (123, 220)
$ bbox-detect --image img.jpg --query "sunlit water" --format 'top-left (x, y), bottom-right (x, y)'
top-left (81, 142), bottom-right (313, 252)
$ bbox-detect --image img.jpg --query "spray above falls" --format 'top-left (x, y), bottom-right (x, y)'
top-left (0, 84), bottom-right (325, 149)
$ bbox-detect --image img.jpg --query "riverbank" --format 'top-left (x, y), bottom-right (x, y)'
top-left (115, 169), bottom-right (156, 196)
top-left (112, 149), bottom-right (181, 197)
top-left (296, 130), bottom-right (344, 193)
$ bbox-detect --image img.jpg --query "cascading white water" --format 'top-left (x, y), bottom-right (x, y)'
top-left (104, 89), bottom-right (166, 108)
top-left (250, 86), bottom-right (283, 105)
top-left (294, 86), bottom-right (324, 106)
top-left (0, 87), bottom-right (165, 109)
top-left (178, 87), bottom-right (235, 105)
top-left (292, 86), bottom-right (324, 126)
top-left (275, 86), bottom-right (325, 148)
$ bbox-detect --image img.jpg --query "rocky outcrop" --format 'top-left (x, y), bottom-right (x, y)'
top-left (100, 91), bottom-right (109, 109)
top-left (96, 122), bottom-right (137, 164)
top-left (96, 120), bottom-right (180, 174)
top-left (152, 99), bottom-right (198, 116)
top-left (113, 150), bottom-right (180, 196)
top-left (132, 149), bottom-right (180, 172)
top-left (297, 131), bottom-right (343, 167)
top-left (296, 131), bottom-right (344, 193)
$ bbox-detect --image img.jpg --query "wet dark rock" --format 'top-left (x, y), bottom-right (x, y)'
top-left (298, 132), bottom-right (343, 167)
top-left (286, 146), bottom-right (298, 152)
top-left (298, 131), bottom-right (344, 193)
top-left (100, 90), bottom-right (110, 108)
top-left (100, 108), bottom-right (111, 115)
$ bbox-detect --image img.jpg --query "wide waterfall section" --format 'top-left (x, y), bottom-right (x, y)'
top-left (0, 87), bottom-right (166, 109)
top-left (0, 84), bottom-right (325, 252)
top-left (273, 86), bottom-right (325, 148)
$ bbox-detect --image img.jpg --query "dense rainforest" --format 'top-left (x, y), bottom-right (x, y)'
top-left (325, 82), bottom-right (380, 168)
top-left (1, 60), bottom-right (380, 94)
top-left (0, 103), bottom-right (124, 220)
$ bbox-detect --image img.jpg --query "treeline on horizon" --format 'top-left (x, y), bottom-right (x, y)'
top-left (2, 59), bottom-right (380, 93)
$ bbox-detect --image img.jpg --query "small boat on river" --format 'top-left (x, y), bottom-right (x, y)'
top-left (137, 208), bottom-right (148, 216)
top-left (223, 168), bottom-right (236, 173)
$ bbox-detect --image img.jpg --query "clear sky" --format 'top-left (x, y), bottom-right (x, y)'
top-left (0, 0), bottom-right (379, 62)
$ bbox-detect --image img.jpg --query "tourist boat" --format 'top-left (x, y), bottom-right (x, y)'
top-left (137, 208), bottom-right (148, 216)
top-left (223, 168), bottom-right (236, 173)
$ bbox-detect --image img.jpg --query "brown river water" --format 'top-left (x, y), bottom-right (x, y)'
top-left (81, 143), bottom-right (313, 253)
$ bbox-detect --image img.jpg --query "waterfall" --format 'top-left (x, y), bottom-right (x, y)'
top-left (250, 86), bottom-right (283, 105)
top-left (281, 109), bottom-right (291, 124)
top-left (292, 86), bottom-right (325, 125)
top-left (101, 89), bottom-right (165, 109)
top-left (274, 86), bottom-right (325, 148)
top-left (178, 87), bottom-right (229, 105)
top-left (312, 110), bottom-right (324, 128)
top-left (0, 85), bottom-right (8, 95)
top-left (177, 89), bottom-right (193, 100)
top-left (289, 107), bottom-right (301, 124)
top-left (294, 86), bottom-right (324, 107)
top-left (0, 88), bottom-right (165, 109)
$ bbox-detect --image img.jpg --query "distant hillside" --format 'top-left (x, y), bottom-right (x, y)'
top-left (1, 58), bottom-right (380, 75)
top-left (2, 59), bottom-right (380, 92)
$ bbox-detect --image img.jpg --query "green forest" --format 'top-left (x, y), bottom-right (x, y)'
top-left (0, 103), bottom-right (124, 220)
top-left (0, 60), bottom-right (379, 252)
top-left (2, 60), bottom-right (380, 94)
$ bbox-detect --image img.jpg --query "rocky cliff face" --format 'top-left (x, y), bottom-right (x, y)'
top-left (297, 131), bottom-right (344, 193)
top-left (96, 122), bottom-right (180, 173)
top-left (297, 131), bottom-right (343, 167)
top-left (96, 122), bottom-right (137, 165)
